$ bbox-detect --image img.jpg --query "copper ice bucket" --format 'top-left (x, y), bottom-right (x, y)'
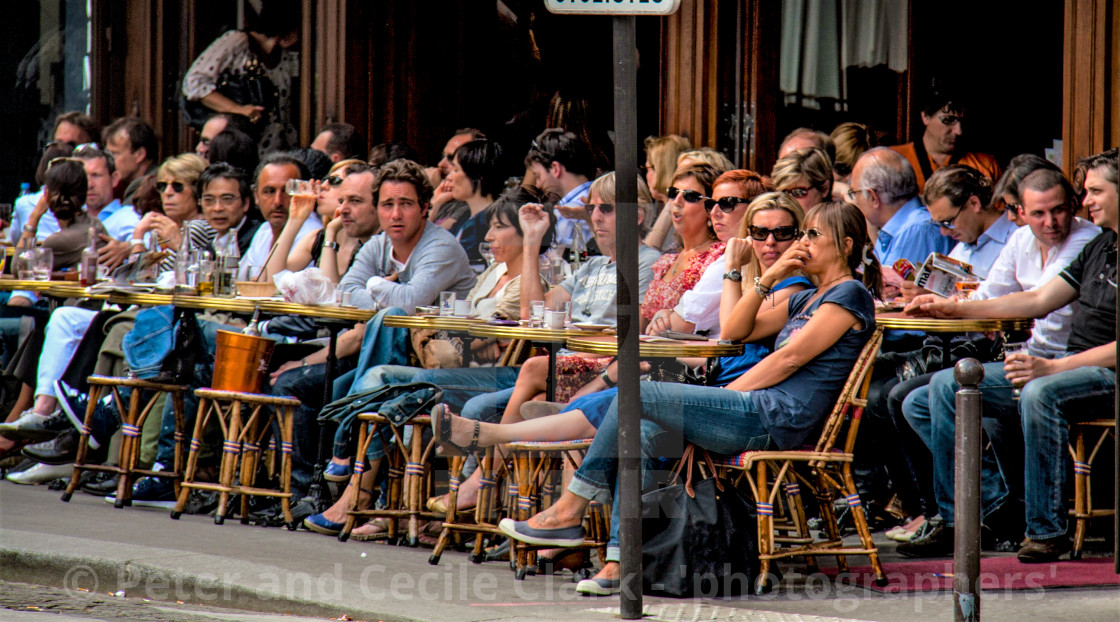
top-left (213, 330), bottom-right (275, 393)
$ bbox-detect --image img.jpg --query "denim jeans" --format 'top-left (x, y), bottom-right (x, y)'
top-left (901, 362), bottom-right (1018, 526)
top-left (567, 382), bottom-right (770, 561)
top-left (1019, 365), bottom-right (1115, 540)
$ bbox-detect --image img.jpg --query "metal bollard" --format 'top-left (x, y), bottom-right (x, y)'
top-left (953, 359), bottom-right (984, 622)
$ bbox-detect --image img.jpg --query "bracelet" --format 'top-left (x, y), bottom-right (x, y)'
top-left (754, 277), bottom-right (775, 309)
top-left (130, 238), bottom-right (146, 246)
top-left (599, 370), bottom-right (616, 388)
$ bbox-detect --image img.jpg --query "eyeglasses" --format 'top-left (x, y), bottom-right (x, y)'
top-left (156, 180), bottom-right (187, 194)
top-left (936, 114), bottom-right (963, 127)
top-left (324, 175), bottom-right (345, 187)
top-left (201, 194), bottom-right (242, 208)
top-left (782, 186), bottom-right (813, 199)
top-left (585, 203), bottom-right (614, 216)
top-left (666, 186), bottom-right (711, 204)
top-left (706, 196), bottom-right (749, 213)
top-left (931, 205), bottom-right (963, 230)
top-left (749, 225), bottom-right (801, 242)
top-left (845, 187), bottom-right (869, 202)
top-left (800, 228), bottom-right (825, 242)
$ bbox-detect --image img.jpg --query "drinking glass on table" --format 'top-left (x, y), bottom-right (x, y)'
top-left (555, 300), bottom-right (572, 326)
top-left (530, 300), bottom-right (546, 328)
top-left (30, 247), bottom-right (52, 281)
top-left (1003, 341), bottom-right (1028, 399)
top-left (440, 291), bottom-right (456, 316)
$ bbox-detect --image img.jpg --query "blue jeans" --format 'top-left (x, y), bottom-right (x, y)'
top-left (1019, 365), bottom-right (1115, 540)
top-left (901, 362), bottom-right (1018, 526)
top-left (567, 382), bottom-right (771, 560)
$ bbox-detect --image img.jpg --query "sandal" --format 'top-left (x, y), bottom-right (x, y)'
top-left (432, 404), bottom-right (480, 457)
top-left (351, 518), bottom-right (391, 541)
top-left (425, 495), bottom-right (475, 517)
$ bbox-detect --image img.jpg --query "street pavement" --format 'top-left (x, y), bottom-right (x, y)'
top-left (2, 481), bottom-right (1118, 622)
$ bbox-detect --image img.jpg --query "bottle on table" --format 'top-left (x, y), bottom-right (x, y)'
top-left (79, 225), bottom-right (99, 286)
top-left (175, 234), bottom-right (196, 292)
top-left (215, 235), bottom-right (239, 297)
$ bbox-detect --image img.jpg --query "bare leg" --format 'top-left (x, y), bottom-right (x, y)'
top-left (446, 410), bottom-right (597, 449)
top-left (499, 355), bottom-right (550, 424)
top-left (4, 383), bottom-right (33, 422)
top-left (525, 488), bottom-right (590, 530)
top-left (320, 457), bottom-right (380, 523)
top-left (32, 394), bottom-right (57, 415)
top-left (428, 463), bottom-right (481, 510)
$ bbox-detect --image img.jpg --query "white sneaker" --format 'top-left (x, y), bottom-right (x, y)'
top-left (5, 461), bottom-right (74, 485)
top-left (0, 410), bottom-right (65, 442)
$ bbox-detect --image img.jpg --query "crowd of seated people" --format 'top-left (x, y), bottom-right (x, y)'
top-left (0, 75), bottom-right (1115, 601)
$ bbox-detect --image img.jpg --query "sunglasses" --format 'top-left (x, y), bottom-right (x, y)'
top-left (706, 196), bottom-right (749, 213)
top-left (749, 225), bottom-right (801, 242)
top-left (931, 205), bottom-right (963, 230)
top-left (156, 180), bottom-right (187, 194)
top-left (324, 175), bottom-right (345, 187)
top-left (585, 203), bottom-right (614, 216)
top-left (46, 156), bottom-right (83, 170)
top-left (800, 228), bottom-right (825, 242)
top-left (666, 186), bottom-right (711, 204)
top-left (782, 186), bottom-right (813, 199)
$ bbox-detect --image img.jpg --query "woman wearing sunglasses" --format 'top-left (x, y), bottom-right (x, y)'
top-left (772, 147), bottom-right (834, 213)
top-left (128, 154), bottom-right (208, 253)
top-left (477, 202), bottom-right (881, 595)
top-left (264, 158), bottom-right (368, 283)
top-left (639, 163), bottom-right (725, 333)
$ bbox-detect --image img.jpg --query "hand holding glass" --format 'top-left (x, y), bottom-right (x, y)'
top-left (1003, 342), bottom-right (1028, 398)
top-left (285, 179), bottom-right (316, 198)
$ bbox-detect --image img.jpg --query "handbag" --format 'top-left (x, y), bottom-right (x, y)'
top-left (641, 445), bottom-right (760, 597)
top-left (180, 51), bottom-right (278, 130)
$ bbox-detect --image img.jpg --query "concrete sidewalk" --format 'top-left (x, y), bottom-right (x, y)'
top-left (2, 482), bottom-right (1118, 622)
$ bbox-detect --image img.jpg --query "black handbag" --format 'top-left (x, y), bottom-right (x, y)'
top-left (180, 51), bottom-right (278, 130)
top-left (641, 446), bottom-right (760, 597)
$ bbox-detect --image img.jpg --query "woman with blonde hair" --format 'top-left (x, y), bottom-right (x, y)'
top-left (129, 153), bottom-right (209, 253)
top-left (830, 122), bottom-right (876, 201)
top-left (771, 147), bottom-right (833, 212)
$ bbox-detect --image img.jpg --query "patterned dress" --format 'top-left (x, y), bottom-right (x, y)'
top-left (640, 241), bottom-right (726, 320)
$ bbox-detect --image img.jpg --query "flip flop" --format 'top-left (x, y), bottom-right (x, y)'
top-left (432, 404), bottom-right (480, 457)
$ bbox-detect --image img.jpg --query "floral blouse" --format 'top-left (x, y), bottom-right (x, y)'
top-left (641, 241), bottom-right (726, 320)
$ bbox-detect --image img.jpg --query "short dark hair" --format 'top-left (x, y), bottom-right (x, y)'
top-left (253, 151), bottom-right (310, 188)
top-left (525, 128), bottom-right (595, 180)
top-left (132, 174), bottom-right (163, 215)
top-left (200, 162), bottom-right (252, 201)
top-left (44, 158), bottom-right (87, 215)
top-left (368, 142), bottom-right (420, 168)
top-left (318, 122), bottom-right (365, 159)
top-left (54, 111), bottom-right (101, 144)
top-left (1075, 147), bottom-right (1119, 192)
top-left (453, 127), bottom-right (486, 141)
top-left (208, 129), bottom-right (259, 174)
top-left (35, 142), bottom-right (78, 186)
top-left (248, 0), bottom-right (301, 37)
top-left (924, 164), bottom-right (994, 211)
top-left (918, 76), bottom-right (965, 117)
top-left (103, 117), bottom-right (158, 164)
top-left (484, 186), bottom-right (554, 254)
top-left (372, 159), bottom-right (434, 208)
top-left (992, 154), bottom-right (1060, 207)
top-left (290, 147), bottom-right (333, 180)
top-left (1019, 168), bottom-right (1077, 209)
top-left (455, 139), bottom-right (506, 199)
top-left (338, 161), bottom-right (376, 197)
top-left (211, 112), bottom-right (256, 137)
top-left (72, 143), bottom-right (116, 175)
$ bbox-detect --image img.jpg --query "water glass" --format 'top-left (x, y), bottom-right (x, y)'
top-left (196, 251), bottom-right (216, 295)
top-left (530, 300), bottom-right (546, 328)
top-left (555, 300), bottom-right (572, 325)
top-left (1003, 341), bottom-right (1028, 399)
top-left (30, 247), bottom-right (52, 281)
top-left (549, 257), bottom-right (566, 286)
top-left (440, 291), bottom-right (456, 316)
top-left (285, 179), bottom-right (315, 198)
top-left (479, 242), bottom-right (494, 265)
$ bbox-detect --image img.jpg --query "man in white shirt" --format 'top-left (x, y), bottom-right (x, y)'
top-left (242, 153), bottom-right (321, 280)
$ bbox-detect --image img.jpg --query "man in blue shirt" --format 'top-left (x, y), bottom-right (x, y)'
top-left (923, 164), bottom-right (1019, 279)
top-left (849, 147), bottom-right (955, 286)
top-left (524, 129), bottom-right (595, 255)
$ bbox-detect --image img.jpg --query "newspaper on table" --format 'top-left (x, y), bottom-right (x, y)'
top-left (914, 253), bottom-right (980, 298)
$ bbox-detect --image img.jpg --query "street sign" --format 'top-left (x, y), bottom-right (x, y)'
top-left (544, 0), bottom-right (681, 16)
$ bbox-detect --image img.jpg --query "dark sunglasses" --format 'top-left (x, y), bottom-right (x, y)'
top-left (782, 186), bottom-right (812, 199)
top-left (749, 225), bottom-right (801, 242)
top-left (585, 203), bottom-right (614, 216)
top-left (666, 186), bottom-right (711, 204)
top-left (706, 196), bottom-right (749, 213)
top-left (156, 180), bottom-right (187, 194)
top-left (324, 175), bottom-right (345, 187)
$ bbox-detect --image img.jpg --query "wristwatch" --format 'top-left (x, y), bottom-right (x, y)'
top-left (323, 241), bottom-right (340, 252)
top-left (722, 269), bottom-right (742, 282)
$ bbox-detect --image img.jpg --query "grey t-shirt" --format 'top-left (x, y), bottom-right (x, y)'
top-left (559, 244), bottom-right (661, 326)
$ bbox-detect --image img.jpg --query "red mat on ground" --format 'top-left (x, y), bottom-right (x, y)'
top-left (817, 557), bottom-right (1120, 593)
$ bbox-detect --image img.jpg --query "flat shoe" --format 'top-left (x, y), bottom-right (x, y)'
top-left (303, 513), bottom-right (345, 536)
top-left (432, 404), bottom-right (480, 457)
top-left (351, 518), bottom-right (391, 541)
top-left (575, 577), bottom-right (621, 596)
top-left (498, 517), bottom-right (585, 547)
top-left (425, 495), bottom-right (474, 517)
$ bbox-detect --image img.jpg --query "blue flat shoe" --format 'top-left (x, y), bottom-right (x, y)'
top-left (303, 513), bottom-right (345, 536)
top-left (323, 461), bottom-right (352, 483)
top-left (498, 517), bottom-right (585, 547)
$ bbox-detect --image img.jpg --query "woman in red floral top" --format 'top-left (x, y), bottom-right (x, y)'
top-left (640, 162), bottom-right (726, 333)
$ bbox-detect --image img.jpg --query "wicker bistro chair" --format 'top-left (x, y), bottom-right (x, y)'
top-left (427, 445), bottom-right (512, 566)
top-left (170, 389), bottom-right (301, 527)
top-left (500, 438), bottom-right (608, 580)
top-left (62, 375), bottom-right (191, 507)
top-left (338, 412), bottom-right (440, 546)
top-left (714, 326), bottom-right (886, 592)
top-left (1069, 418), bottom-right (1115, 559)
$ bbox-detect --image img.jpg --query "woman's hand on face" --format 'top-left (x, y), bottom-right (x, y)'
top-left (518, 203), bottom-right (551, 242)
top-left (723, 237), bottom-right (753, 271)
top-left (430, 179), bottom-right (454, 209)
top-left (761, 240), bottom-right (809, 286)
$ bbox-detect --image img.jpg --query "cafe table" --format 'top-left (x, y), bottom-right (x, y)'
top-left (564, 334), bottom-right (744, 358)
top-left (874, 310), bottom-right (1034, 366)
top-left (468, 323), bottom-right (611, 400)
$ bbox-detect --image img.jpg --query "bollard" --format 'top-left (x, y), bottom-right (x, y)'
top-left (953, 359), bottom-right (984, 622)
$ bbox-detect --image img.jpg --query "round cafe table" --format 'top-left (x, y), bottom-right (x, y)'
top-left (874, 311), bottom-right (1034, 366)
top-left (565, 334), bottom-right (744, 358)
top-left (382, 314), bottom-right (484, 332)
top-left (468, 323), bottom-right (610, 400)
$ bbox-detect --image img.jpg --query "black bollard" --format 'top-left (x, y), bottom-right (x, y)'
top-left (953, 359), bottom-right (984, 622)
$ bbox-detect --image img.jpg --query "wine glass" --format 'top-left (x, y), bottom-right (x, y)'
top-left (479, 242), bottom-right (495, 265)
